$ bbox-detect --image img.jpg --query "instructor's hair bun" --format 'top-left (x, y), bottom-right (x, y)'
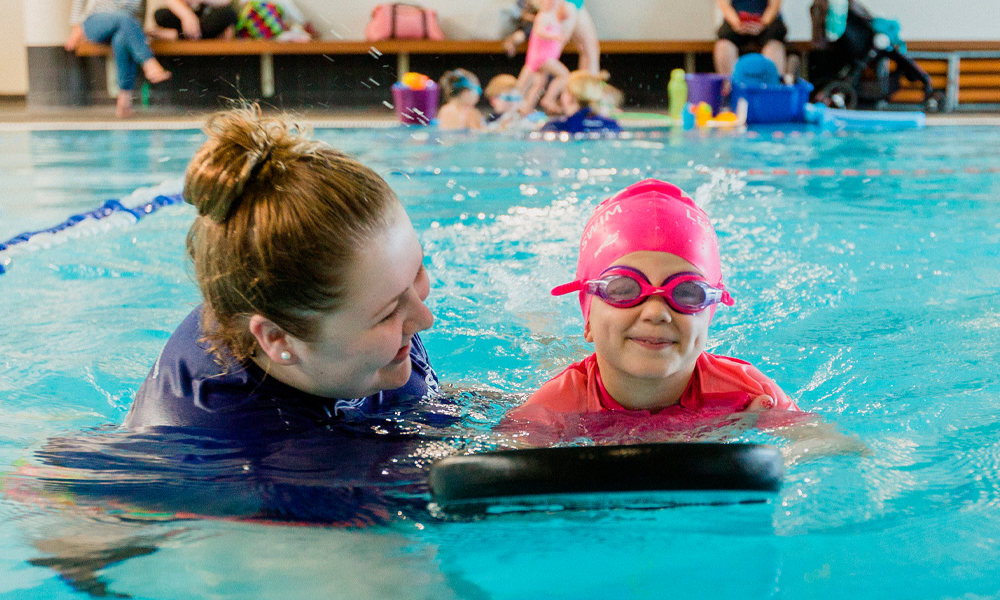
top-left (184, 105), bottom-right (311, 223)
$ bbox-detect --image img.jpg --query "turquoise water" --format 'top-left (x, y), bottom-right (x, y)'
top-left (2, 125), bottom-right (1000, 598)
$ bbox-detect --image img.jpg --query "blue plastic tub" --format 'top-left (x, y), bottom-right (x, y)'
top-left (732, 79), bottom-right (814, 124)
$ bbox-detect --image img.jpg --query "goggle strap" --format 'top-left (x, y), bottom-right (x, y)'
top-left (551, 280), bottom-right (583, 296)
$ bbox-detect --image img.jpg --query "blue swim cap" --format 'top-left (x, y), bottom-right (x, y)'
top-left (732, 53), bottom-right (781, 86)
top-left (452, 76), bottom-right (481, 96)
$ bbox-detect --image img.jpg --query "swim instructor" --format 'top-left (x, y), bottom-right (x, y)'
top-left (125, 106), bottom-right (439, 435)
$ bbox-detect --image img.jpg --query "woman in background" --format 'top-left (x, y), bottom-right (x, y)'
top-left (714, 0), bottom-right (787, 76)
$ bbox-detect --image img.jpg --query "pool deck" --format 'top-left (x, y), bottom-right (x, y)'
top-left (2, 97), bottom-right (1000, 131)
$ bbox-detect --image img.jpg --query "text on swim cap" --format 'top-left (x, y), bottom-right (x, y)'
top-left (685, 208), bottom-right (713, 233)
top-left (592, 231), bottom-right (619, 260)
top-left (580, 204), bottom-right (623, 252)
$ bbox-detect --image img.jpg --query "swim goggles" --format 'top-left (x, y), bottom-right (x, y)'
top-left (498, 92), bottom-right (523, 103)
top-left (452, 77), bottom-right (482, 96)
top-left (552, 266), bottom-right (734, 314)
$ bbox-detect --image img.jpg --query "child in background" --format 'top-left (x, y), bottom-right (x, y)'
top-left (542, 70), bottom-right (621, 134)
top-left (437, 69), bottom-right (486, 131)
top-left (596, 83), bottom-right (624, 118)
top-left (64, 0), bottom-right (172, 119)
top-left (516, 0), bottom-right (571, 115)
top-left (484, 74), bottom-right (525, 130)
top-left (505, 179), bottom-right (800, 440)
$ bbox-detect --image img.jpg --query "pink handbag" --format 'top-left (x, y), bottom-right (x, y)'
top-left (365, 3), bottom-right (445, 41)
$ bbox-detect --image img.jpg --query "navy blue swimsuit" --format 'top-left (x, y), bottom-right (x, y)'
top-left (125, 306), bottom-right (441, 436)
top-left (730, 0), bottom-right (768, 15)
top-left (542, 109), bottom-right (621, 134)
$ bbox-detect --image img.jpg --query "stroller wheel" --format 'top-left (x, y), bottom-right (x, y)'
top-left (818, 81), bottom-right (858, 110)
top-left (924, 90), bottom-right (946, 113)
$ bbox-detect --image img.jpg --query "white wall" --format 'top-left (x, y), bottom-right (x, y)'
top-left (288, 0), bottom-right (1000, 41)
top-left (15, 0), bottom-right (1000, 46)
top-left (782, 0), bottom-right (1000, 42)
top-left (24, 0), bottom-right (72, 46)
top-left (295, 0), bottom-right (717, 40)
top-left (0, 0), bottom-right (28, 94)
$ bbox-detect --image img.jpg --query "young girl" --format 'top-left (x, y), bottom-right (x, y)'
top-left (125, 106), bottom-right (439, 436)
top-left (516, 0), bottom-right (571, 115)
top-left (437, 69), bottom-right (486, 131)
top-left (505, 179), bottom-right (801, 438)
top-left (542, 70), bottom-right (621, 134)
top-left (65, 0), bottom-right (172, 118)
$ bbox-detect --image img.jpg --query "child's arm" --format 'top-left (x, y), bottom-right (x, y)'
top-left (761, 0), bottom-right (783, 26)
top-left (165, 0), bottom-right (202, 40)
top-left (749, 408), bottom-right (871, 464)
top-left (716, 0), bottom-right (743, 30)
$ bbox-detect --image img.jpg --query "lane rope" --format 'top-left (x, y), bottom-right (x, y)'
top-left (0, 194), bottom-right (182, 275)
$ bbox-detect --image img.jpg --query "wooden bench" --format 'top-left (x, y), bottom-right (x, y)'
top-left (77, 38), bottom-right (1000, 110)
top-left (75, 38), bottom-right (728, 98)
top-left (890, 42), bottom-right (1000, 110)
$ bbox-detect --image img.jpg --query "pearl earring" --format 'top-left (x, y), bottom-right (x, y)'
top-left (280, 351), bottom-right (291, 361)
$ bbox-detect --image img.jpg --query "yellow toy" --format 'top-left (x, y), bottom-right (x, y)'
top-left (694, 102), bottom-right (713, 127)
top-left (401, 72), bottom-right (430, 90)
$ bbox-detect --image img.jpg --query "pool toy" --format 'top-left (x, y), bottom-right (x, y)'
top-left (694, 102), bottom-right (713, 127)
top-left (391, 72), bottom-right (439, 125)
top-left (732, 53), bottom-right (781, 87)
top-left (428, 443), bottom-right (783, 516)
top-left (667, 69), bottom-right (687, 121)
top-left (685, 73), bottom-right (727, 116)
top-left (712, 110), bottom-right (739, 123)
top-left (678, 99), bottom-right (748, 130)
top-left (400, 72), bottom-right (430, 90)
top-left (804, 102), bottom-right (926, 131)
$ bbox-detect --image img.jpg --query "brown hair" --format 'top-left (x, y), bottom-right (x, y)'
top-left (184, 105), bottom-right (397, 363)
top-left (565, 70), bottom-right (611, 111)
top-left (484, 74), bottom-right (518, 100)
top-left (439, 68), bottom-right (481, 101)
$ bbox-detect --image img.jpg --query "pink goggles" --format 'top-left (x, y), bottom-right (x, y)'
top-left (552, 266), bottom-right (735, 315)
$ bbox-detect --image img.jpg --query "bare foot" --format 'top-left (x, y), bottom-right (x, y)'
top-left (141, 58), bottom-right (172, 84)
top-left (116, 91), bottom-right (134, 118)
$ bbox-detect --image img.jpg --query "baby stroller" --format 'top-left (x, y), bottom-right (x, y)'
top-left (808, 0), bottom-right (942, 111)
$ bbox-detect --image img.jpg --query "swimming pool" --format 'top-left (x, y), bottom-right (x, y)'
top-left (2, 124), bottom-right (1000, 598)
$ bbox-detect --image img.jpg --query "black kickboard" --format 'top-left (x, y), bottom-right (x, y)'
top-left (429, 443), bottom-right (783, 515)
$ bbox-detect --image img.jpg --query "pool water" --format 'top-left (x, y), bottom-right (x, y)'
top-left (2, 125), bottom-right (1000, 598)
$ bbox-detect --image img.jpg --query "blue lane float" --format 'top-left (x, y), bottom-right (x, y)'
top-left (0, 193), bottom-right (182, 275)
top-left (804, 103), bottom-right (926, 131)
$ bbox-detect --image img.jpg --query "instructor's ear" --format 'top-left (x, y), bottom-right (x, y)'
top-left (583, 319), bottom-right (594, 343)
top-left (248, 314), bottom-right (296, 364)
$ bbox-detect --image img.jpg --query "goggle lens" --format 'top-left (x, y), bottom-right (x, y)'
top-left (603, 275), bottom-right (642, 303)
top-left (672, 280), bottom-right (708, 308)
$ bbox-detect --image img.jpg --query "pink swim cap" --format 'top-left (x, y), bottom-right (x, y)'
top-left (552, 179), bottom-right (729, 321)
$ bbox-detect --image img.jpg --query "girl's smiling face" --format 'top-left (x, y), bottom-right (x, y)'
top-left (584, 251), bottom-right (711, 410)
